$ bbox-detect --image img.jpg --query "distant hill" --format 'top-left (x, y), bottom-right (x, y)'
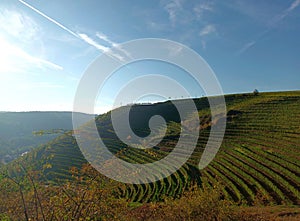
top-left (0, 111), bottom-right (92, 164)
top-left (6, 91), bottom-right (300, 206)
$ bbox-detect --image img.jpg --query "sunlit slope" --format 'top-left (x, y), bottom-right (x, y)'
top-left (9, 91), bottom-right (300, 205)
top-left (202, 91), bottom-right (300, 205)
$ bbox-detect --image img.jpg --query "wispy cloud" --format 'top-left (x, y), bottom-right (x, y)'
top-left (165, 44), bottom-right (183, 57)
top-left (288, 0), bottom-right (300, 11)
top-left (96, 32), bottom-right (131, 59)
top-left (0, 36), bottom-right (63, 73)
top-left (199, 24), bottom-right (216, 36)
top-left (18, 0), bottom-right (127, 62)
top-left (161, 0), bottom-right (184, 26)
top-left (237, 41), bottom-right (256, 55)
top-left (272, 0), bottom-right (300, 24)
top-left (146, 21), bottom-right (168, 31)
top-left (0, 8), bottom-right (40, 42)
top-left (17, 0), bottom-right (77, 38)
top-left (193, 1), bottom-right (214, 19)
top-left (18, 0), bottom-right (99, 48)
top-left (0, 8), bottom-right (62, 73)
top-left (201, 40), bottom-right (207, 50)
top-left (78, 33), bottom-right (108, 51)
top-left (238, 0), bottom-right (300, 55)
top-left (199, 24), bottom-right (217, 49)
top-left (162, 0), bottom-right (215, 27)
top-left (96, 32), bottom-right (117, 47)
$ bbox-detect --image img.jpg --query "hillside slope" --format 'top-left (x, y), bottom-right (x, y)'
top-left (8, 91), bottom-right (300, 205)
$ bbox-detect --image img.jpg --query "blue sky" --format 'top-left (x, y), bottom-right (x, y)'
top-left (0, 0), bottom-right (299, 113)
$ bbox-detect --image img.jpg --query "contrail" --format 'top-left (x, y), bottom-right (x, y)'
top-left (17, 0), bottom-right (130, 62)
top-left (238, 0), bottom-right (300, 55)
top-left (17, 0), bottom-right (116, 56)
top-left (18, 0), bottom-right (78, 38)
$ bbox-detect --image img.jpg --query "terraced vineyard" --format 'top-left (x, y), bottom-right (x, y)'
top-left (7, 91), bottom-right (300, 206)
top-left (203, 92), bottom-right (300, 205)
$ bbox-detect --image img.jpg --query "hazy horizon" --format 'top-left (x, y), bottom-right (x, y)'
top-left (1, 88), bottom-right (299, 114)
top-left (1, 0), bottom-right (300, 113)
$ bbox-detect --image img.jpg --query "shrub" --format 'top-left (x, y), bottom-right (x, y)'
top-left (126, 184), bottom-right (233, 221)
